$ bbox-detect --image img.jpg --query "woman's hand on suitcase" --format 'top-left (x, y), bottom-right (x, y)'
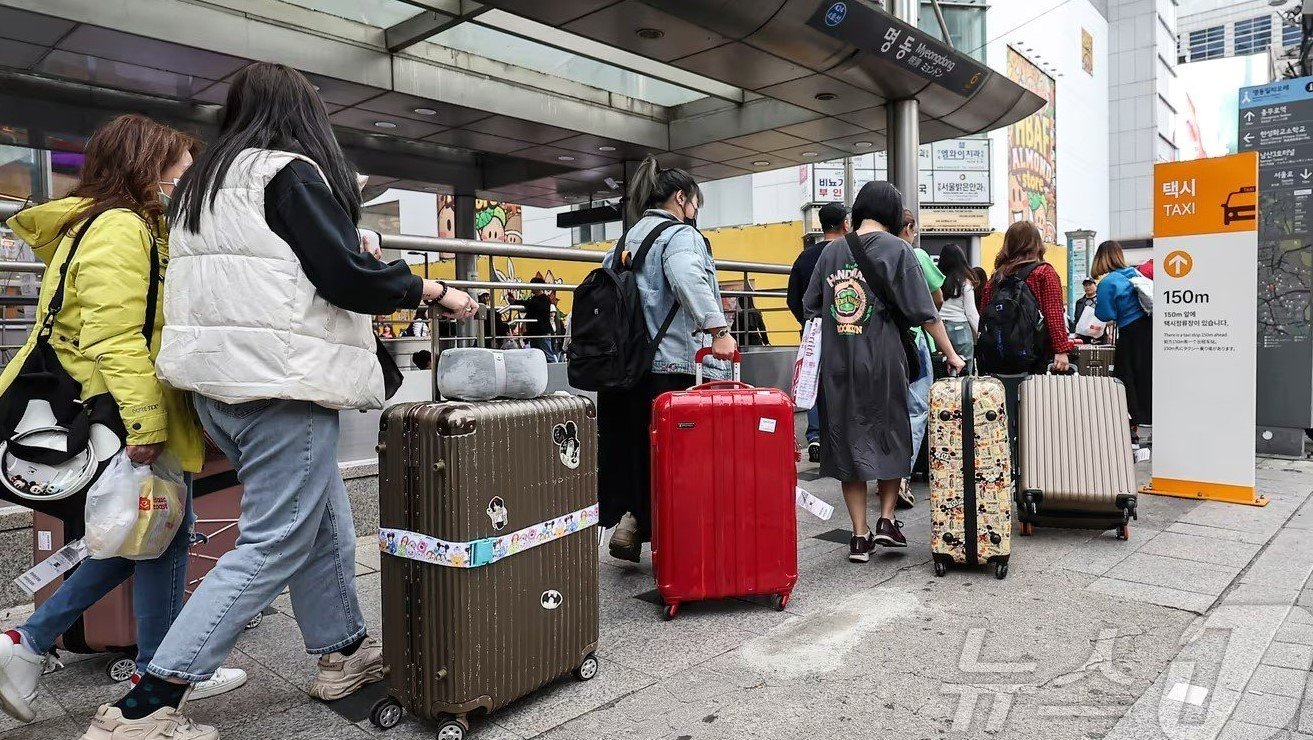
top-left (709, 330), bottom-right (738, 361)
top-left (1053, 353), bottom-right (1071, 373)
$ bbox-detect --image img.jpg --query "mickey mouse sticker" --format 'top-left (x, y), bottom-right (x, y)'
top-left (552, 421), bottom-right (581, 469)
top-left (486, 496), bottom-right (509, 531)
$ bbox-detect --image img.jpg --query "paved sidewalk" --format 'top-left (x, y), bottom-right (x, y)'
top-left (4, 457), bottom-right (1313, 740)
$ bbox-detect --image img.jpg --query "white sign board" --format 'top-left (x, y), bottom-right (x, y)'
top-left (931, 171), bottom-right (991, 204)
top-left (1150, 153), bottom-right (1262, 505)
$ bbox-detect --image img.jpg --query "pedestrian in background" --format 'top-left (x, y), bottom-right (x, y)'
top-left (0, 114), bottom-right (246, 729)
top-left (1072, 278), bottom-right (1104, 345)
top-left (788, 203), bottom-right (849, 463)
top-left (116, 62), bottom-right (477, 740)
top-left (978, 221), bottom-right (1074, 375)
top-left (971, 266), bottom-right (989, 315)
top-left (1091, 240), bottom-right (1153, 442)
top-left (803, 182), bottom-right (964, 563)
top-left (936, 242), bottom-right (979, 373)
top-left (896, 209), bottom-right (945, 510)
top-left (510, 277), bottom-right (556, 361)
top-left (598, 155), bottom-right (736, 563)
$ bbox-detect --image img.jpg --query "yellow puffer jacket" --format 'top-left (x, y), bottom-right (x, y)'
top-left (1, 198), bottom-right (204, 473)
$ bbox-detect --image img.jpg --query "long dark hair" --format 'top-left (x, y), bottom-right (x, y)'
top-left (992, 221), bottom-right (1046, 282)
top-left (172, 62), bottom-right (360, 233)
top-left (64, 114), bottom-right (197, 242)
top-left (851, 181), bottom-right (904, 233)
top-left (626, 154), bottom-right (701, 224)
top-left (937, 243), bottom-right (973, 300)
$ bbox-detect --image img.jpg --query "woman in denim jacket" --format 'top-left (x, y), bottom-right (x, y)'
top-left (599, 156), bottom-right (737, 561)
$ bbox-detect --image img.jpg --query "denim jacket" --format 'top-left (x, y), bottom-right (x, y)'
top-left (603, 210), bottom-right (729, 379)
top-left (1094, 267), bottom-right (1148, 328)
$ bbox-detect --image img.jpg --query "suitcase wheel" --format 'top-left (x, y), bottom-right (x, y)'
top-left (934, 560), bottom-right (948, 578)
top-left (1017, 521), bottom-right (1034, 537)
top-left (994, 562), bottom-right (1008, 580)
top-left (772, 593), bottom-right (790, 611)
top-left (106, 656), bottom-right (137, 683)
top-left (245, 612), bottom-right (263, 630)
top-left (573, 653), bottom-right (600, 682)
top-left (1117, 523), bottom-right (1130, 541)
top-left (369, 697), bottom-right (403, 730)
top-left (662, 604), bottom-right (679, 621)
top-left (436, 717), bottom-right (468, 740)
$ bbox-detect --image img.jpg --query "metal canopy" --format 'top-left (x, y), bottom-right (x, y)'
top-left (0, 0), bottom-right (1042, 207)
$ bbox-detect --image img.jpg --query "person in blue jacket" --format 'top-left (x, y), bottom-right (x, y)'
top-left (1091, 240), bottom-right (1152, 442)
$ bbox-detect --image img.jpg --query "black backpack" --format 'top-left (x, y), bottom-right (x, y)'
top-left (975, 262), bottom-right (1047, 374)
top-left (567, 219), bottom-right (684, 392)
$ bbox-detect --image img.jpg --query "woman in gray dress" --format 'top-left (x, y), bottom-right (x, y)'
top-left (804, 182), bottom-right (965, 562)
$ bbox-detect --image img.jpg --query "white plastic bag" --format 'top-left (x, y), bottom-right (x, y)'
top-left (84, 452), bottom-right (185, 561)
top-left (791, 318), bottom-right (823, 410)
top-left (1075, 305), bottom-right (1105, 338)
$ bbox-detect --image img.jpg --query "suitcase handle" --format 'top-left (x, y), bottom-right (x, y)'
top-left (691, 381), bottom-right (752, 391)
top-left (693, 348), bottom-right (742, 385)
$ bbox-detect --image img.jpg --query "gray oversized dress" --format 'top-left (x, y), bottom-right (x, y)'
top-left (803, 231), bottom-right (939, 482)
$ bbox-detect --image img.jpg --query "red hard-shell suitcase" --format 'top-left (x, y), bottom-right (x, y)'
top-left (30, 448), bottom-right (248, 682)
top-left (650, 350), bottom-right (798, 619)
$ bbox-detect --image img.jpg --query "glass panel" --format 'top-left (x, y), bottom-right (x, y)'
top-left (1233, 17), bottom-right (1272, 56)
top-left (428, 21), bottom-right (704, 107)
top-left (276, 0), bottom-right (421, 28)
top-left (1282, 23), bottom-right (1302, 50)
top-left (918, 1), bottom-right (987, 62)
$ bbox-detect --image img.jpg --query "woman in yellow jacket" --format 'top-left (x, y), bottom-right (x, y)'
top-left (0, 115), bottom-right (244, 727)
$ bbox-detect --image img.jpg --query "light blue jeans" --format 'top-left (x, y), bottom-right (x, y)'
top-left (20, 482), bottom-right (194, 675)
top-left (907, 337), bottom-right (934, 471)
top-left (147, 398), bottom-right (364, 683)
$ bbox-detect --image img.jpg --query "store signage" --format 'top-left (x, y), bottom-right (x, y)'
top-left (816, 138), bottom-right (992, 206)
top-left (1148, 152), bottom-right (1263, 506)
top-left (920, 208), bottom-right (992, 233)
top-left (806, 0), bottom-right (987, 98)
top-left (1065, 230), bottom-right (1095, 315)
top-left (1238, 76), bottom-right (1313, 428)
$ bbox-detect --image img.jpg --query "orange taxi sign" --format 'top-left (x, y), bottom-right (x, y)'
top-left (1153, 152), bottom-right (1259, 238)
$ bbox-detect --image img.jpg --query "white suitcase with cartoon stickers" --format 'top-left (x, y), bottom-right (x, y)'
top-left (928, 375), bottom-right (1013, 579)
top-left (375, 396), bottom-right (600, 738)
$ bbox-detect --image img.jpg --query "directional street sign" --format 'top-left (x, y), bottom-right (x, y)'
top-left (1239, 77), bottom-right (1313, 428)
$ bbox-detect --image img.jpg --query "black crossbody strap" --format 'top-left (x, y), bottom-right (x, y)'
top-left (843, 232), bottom-right (913, 332)
top-left (39, 210), bottom-right (161, 347)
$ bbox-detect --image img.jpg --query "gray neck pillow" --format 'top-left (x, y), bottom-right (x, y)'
top-left (436, 348), bottom-right (549, 401)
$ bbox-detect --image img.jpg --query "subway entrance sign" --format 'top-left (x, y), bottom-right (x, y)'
top-left (1146, 153), bottom-right (1266, 507)
top-left (1238, 77), bottom-right (1313, 429)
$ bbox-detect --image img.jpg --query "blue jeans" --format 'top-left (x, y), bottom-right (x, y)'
top-left (20, 480), bottom-right (194, 675)
top-left (147, 398), bottom-right (364, 683)
top-left (806, 406), bottom-right (821, 444)
top-left (529, 337), bottom-right (557, 362)
top-left (908, 337), bottom-right (934, 470)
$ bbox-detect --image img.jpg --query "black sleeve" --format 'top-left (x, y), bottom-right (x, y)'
top-left (265, 160), bottom-right (423, 315)
top-left (787, 262), bottom-right (805, 325)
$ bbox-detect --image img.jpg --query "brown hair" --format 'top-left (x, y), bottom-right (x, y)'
top-left (991, 221), bottom-right (1046, 282)
top-left (66, 114), bottom-right (198, 240)
top-left (1090, 239), bottom-right (1128, 278)
top-left (901, 208), bottom-right (916, 236)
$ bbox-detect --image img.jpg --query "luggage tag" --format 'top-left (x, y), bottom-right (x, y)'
top-left (796, 487), bottom-right (834, 521)
top-left (15, 538), bottom-right (89, 596)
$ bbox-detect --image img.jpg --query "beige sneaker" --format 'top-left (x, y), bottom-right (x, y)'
top-left (608, 513), bottom-right (641, 563)
top-left (79, 703), bottom-right (217, 740)
top-left (307, 636), bottom-right (386, 701)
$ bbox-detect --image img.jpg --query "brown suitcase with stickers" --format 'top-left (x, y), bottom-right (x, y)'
top-left (927, 375), bottom-right (1013, 579)
top-left (374, 396), bottom-right (600, 738)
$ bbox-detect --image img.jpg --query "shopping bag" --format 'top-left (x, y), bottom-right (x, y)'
top-left (791, 318), bottom-right (823, 410)
top-left (1075, 305), bottom-right (1105, 338)
top-left (84, 452), bottom-right (185, 561)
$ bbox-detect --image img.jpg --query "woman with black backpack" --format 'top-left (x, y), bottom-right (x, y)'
top-left (976, 221), bottom-right (1074, 376)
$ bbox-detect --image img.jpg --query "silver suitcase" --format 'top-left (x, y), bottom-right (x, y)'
top-left (1016, 374), bottom-right (1138, 539)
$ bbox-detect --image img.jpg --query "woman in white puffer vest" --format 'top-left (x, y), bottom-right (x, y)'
top-left (86, 62), bottom-right (478, 740)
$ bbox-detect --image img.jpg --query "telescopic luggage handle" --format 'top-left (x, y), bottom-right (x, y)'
top-left (693, 347), bottom-right (743, 388)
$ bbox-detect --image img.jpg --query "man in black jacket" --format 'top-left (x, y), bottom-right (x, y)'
top-left (788, 202), bottom-right (849, 462)
top-left (1072, 278), bottom-right (1104, 345)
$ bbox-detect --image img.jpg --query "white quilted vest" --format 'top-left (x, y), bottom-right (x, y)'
top-left (156, 148), bottom-right (384, 410)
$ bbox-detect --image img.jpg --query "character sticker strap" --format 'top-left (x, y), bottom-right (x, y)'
top-left (379, 503), bottom-right (599, 569)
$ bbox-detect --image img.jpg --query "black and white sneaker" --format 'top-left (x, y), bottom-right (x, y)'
top-left (848, 531), bottom-right (876, 563)
top-left (807, 442), bottom-right (820, 463)
top-left (872, 518), bottom-right (908, 548)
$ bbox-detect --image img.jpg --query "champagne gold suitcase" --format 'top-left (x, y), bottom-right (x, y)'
top-left (375, 396), bottom-right (600, 739)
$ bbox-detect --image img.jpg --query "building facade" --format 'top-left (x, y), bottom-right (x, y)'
top-left (1178, 0), bottom-right (1304, 63)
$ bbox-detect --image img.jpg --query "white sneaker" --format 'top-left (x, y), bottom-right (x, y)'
top-left (187, 668), bottom-right (248, 701)
top-left (0, 632), bottom-right (47, 722)
top-left (79, 702), bottom-right (217, 740)
top-left (307, 636), bottom-right (386, 701)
